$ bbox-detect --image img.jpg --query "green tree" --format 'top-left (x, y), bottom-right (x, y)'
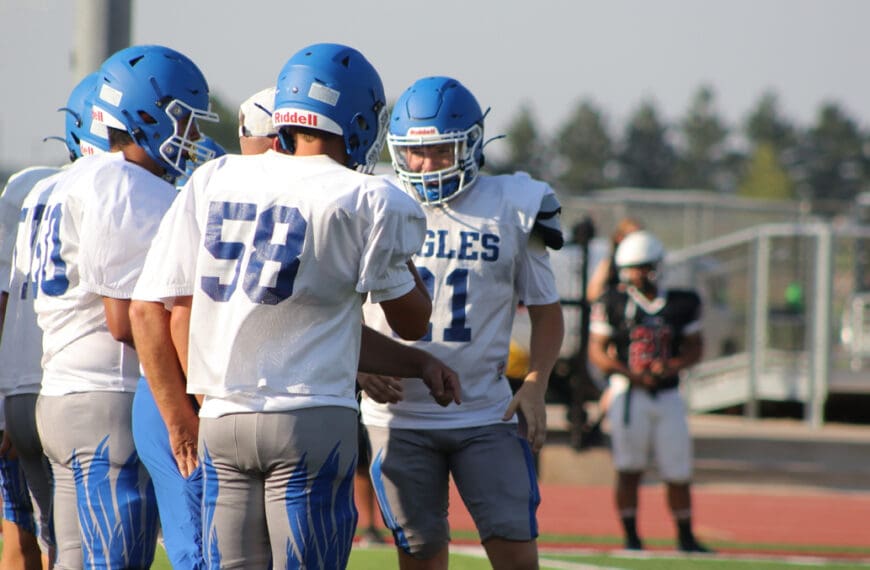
top-left (674, 85), bottom-right (730, 191)
top-left (617, 100), bottom-right (676, 188)
top-left (552, 100), bottom-right (614, 194)
top-left (737, 143), bottom-right (794, 200)
top-left (745, 91), bottom-right (798, 150)
top-left (800, 102), bottom-right (865, 206)
top-left (487, 103), bottom-right (549, 181)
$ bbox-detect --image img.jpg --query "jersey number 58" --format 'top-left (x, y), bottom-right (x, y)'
top-left (201, 200), bottom-right (307, 305)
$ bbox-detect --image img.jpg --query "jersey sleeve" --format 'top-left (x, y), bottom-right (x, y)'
top-left (78, 166), bottom-right (176, 298)
top-left (132, 184), bottom-right (201, 304)
top-left (504, 173), bottom-right (564, 250)
top-left (515, 234), bottom-right (560, 306)
top-left (0, 168), bottom-right (61, 292)
top-left (679, 290), bottom-right (703, 335)
top-left (0, 188), bottom-right (19, 290)
top-left (356, 181), bottom-right (426, 303)
top-left (589, 291), bottom-right (615, 337)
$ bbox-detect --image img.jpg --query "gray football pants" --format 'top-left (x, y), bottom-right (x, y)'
top-left (199, 406), bottom-right (358, 569)
top-left (4, 393), bottom-right (54, 553)
top-left (36, 392), bottom-right (158, 570)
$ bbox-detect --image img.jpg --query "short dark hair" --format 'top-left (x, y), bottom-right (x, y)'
top-left (107, 127), bottom-right (134, 149)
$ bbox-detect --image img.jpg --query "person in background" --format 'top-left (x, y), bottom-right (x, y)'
top-left (586, 217), bottom-right (644, 303)
top-left (588, 230), bottom-right (711, 553)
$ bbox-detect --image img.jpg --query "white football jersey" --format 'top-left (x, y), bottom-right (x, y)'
top-left (135, 151), bottom-right (426, 418)
top-left (361, 173), bottom-right (560, 430)
top-left (0, 166), bottom-right (62, 396)
top-left (0, 166), bottom-right (60, 290)
top-left (31, 152), bottom-right (177, 395)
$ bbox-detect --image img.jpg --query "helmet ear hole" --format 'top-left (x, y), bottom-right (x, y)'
top-left (139, 111), bottom-right (158, 124)
top-left (348, 134), bottom-right (360, 152)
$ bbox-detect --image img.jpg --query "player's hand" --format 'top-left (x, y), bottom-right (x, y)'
top-left (648, 359), bottom-right (667, 377)
top-left (358, 373), bottom-right (404, 404)
top-left (0, 431), bottom-right (17, 459)
top-left (503, 378), bottom-right (547, 452)
top-left (168, 414), bottom-right (200, 478)
top-left (419, 358), bottom-right (461, 407)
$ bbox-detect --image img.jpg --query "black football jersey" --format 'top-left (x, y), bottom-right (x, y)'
top-left (592, 287), bottom-right (701, 387)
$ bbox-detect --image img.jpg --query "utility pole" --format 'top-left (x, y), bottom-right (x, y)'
top-left (72, 0), bottom-right (132, 83)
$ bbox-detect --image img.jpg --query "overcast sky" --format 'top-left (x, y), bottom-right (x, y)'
top-left (1, 0), bottom-right (868, 170)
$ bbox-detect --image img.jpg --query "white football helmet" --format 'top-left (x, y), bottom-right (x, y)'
top-left (615, 230), bottom-right (666, 286)
top-left (615, 231), bottom-right (664, 268)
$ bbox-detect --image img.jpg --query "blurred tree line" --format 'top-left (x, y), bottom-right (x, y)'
top-left (486, 85), bottom-right (870, 216)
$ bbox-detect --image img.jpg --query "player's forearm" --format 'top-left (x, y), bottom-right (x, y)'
top-left (663, 336), bottom-right (703, 376)
top-left (169, 296), bottom-right (193, 377)
top-left (525, 302), bottom-right (564, 391)
top-left (104, 297), bottom-right (135, 346)
top-left (589, 336), bottom-right (632, 378)
top-left (130, 300), bottom-right (197, 425)
top-left (359, 324), bottom-right (430, 377)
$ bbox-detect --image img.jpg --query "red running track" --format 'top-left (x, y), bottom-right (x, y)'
top-left (445, 483), bottom-right (870, 555)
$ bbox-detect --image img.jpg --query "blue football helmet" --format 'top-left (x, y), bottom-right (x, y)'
top-left (388, 76), bottom-right (485, 205)
top-left (92, 45), bottom-right (219, 181)
top-left (273, 43), bottom-right (387, 174)
top-left (174, 135), bottom-right (226, 188)
top-left (48, 72), bottom-right (111, 161)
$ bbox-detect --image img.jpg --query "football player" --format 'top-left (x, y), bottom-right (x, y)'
top-left (238, 86), bottom-right (278, 155)
top-left (588, 230), bottom-right (711, 552)
top-left (359, 76), bottom-right (565, 570)
top-left (130, 86), bottom-right (267, 570)
top-left (0, 71), bottom-right (111, 569)
top-left (29, 44), bottom-right (217, 569)
top-left (129, 43), bottom-right (459, 569)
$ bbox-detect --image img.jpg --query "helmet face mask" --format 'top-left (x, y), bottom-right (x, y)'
top-left (387, 76), bottom-right (484, 206)
top-left (93, 45), bottom-right (218, 181)
top-left (273, 43), bottom-right (387, 174)
top-left (389, 123), bottom-right (483, 205)
top-left (173, 134), bottom-right (226, 188)
top-left (157, 99), bottom-right (220, 176)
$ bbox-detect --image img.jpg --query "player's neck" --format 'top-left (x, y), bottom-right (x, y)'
top-left (120, 144), bottom-right (166, 178)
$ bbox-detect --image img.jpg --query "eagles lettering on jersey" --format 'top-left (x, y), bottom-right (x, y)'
top-left (593, 288), bottom-right (701, 387)
top-left (361, 172), bottom-right (562, 430)
top-left (418, 229), bottom-right (499, 261)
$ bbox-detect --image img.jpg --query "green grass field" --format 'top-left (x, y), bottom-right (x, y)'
top-left (145, 543), bottom-right (870, 569)
top-left (9, 541), bottom-right (868, 569)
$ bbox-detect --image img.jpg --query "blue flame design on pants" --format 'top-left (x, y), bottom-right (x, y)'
top-left (200, 408), bottom-right (359, 570)
top-left (71, 435), bottom-right (159, 569)
top-left (283, 446), bottom-right (357, 569)
top-left (0, 450), bottom-right (37, 535)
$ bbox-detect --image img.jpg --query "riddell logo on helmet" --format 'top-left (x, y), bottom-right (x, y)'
top-left (80, 142), bottom-right (100, 156)
top-left (408, 127), bottom-right (439, 136)
top-left (273, 111), bottom-right (318, 127)
top-left (91, 109), bottom-right (105, 123)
